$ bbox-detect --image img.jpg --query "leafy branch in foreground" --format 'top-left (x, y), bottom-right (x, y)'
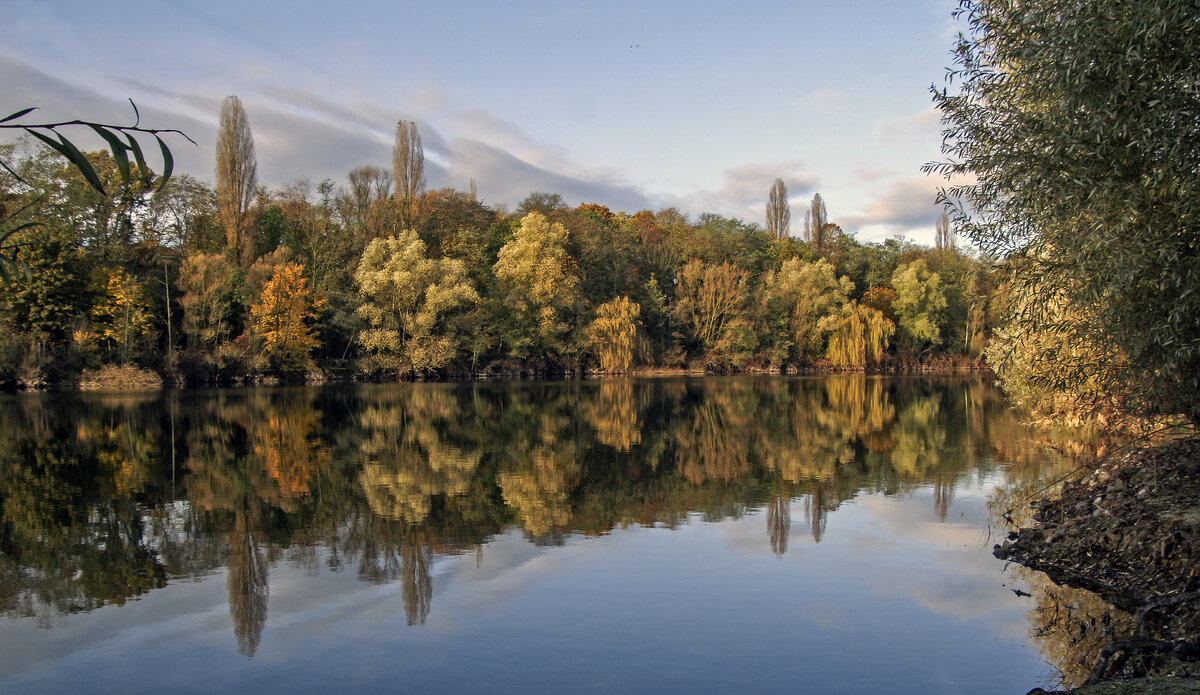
top-left (0, 100), bottom-right (194, 282)
top-left (1, 99), bottom-right (195, 195)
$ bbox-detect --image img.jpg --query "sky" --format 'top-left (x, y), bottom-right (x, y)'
top-left (1, 0), bottom-right (965, 246)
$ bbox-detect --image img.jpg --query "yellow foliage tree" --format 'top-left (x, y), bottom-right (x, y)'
top-left (821, 302), bottom-right (895, 369)
top-left (249, 262), bottom-right (324, 372)
top-left (585, 296), bottom-right (641, 373)
top-left (89, 267), bottom-right (153, 364)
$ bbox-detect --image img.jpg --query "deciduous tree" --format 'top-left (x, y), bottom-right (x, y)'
top-left (766, 178), bottom-right (790, 241)
top-left (891, 259), bottom-right (946, 351)
top-left (493, 212), bottom-right (581, 361)
top-left (249, 262), bottom-right (323, 373)
top-left (215, 96), bottom-right (258, 267)
top-left (926, 0), bottom-right (1200, 422)
top-left (392, 120), bottom-right (424, 230)
top-left (355, 230), bottom-right (479, 373)
top-left (585, 296), bottom-right (641, 373)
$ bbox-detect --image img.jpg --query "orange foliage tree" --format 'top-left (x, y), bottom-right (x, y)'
top-left (249, 262), bottom-right (324, 373)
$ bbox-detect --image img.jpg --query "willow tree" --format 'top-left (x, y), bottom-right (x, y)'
top-left (585, 296), bottom-right (641, 373)
top-left (926, 0), bottom-right (1200, 423)
top-left (822, 302), bottom-right (894, 369)
top-left (766, 178), bottom-right (790, 241)
top-left (215, 96), bottom-right (258, 267)
top-left (762, 257), bottom-right (853, 363)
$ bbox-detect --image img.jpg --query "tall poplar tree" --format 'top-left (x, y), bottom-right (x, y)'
top-left (766, 178), bottom-right (790, 241)
top-left (215, 96), bottom-right (258, 267)
top-left (802, 193), bottom-right (829, 253)
top-left (393, 120), bottom-right (425, 229)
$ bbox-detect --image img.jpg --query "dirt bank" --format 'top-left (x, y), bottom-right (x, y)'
top-left (996, 437), bottom-right (1200, 693)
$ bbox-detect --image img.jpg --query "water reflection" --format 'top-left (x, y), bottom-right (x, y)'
top-left (0, 377), bottom-right (1070, 660)
top-left (990, 448), bottom-right (1137, 689)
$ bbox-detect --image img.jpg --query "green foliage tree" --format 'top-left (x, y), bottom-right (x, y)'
top-left (762, 257), bottom-right (853, 363)
top-left (926, 0), bottom-right (1200, 422)
top-left (891, 259), bottom-right (946, 351)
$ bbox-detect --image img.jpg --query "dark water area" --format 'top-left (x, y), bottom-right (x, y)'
top-left (0, 376), bottom-right (1115, 693)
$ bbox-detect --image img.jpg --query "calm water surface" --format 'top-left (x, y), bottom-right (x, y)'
top-left (0, 377), bottom-right (1105, 693)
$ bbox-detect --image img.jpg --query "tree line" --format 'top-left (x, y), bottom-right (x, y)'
top-left (0, 96), bottom-right (995, 387)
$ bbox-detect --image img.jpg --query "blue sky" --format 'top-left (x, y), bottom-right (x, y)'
top-left (2, 0), bottom-right (964, 245)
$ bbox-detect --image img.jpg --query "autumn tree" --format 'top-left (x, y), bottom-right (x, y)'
top-left (927, 0), bottom-right (1200, 422)
top-left (354, 230), bottom-right (479, 373)
top-left (822, 302), bottom-right (895, 368)
top-left (215, 96), bottom-right (258, 267)
top-left (178, 252), bottom-right (236, 350)
top-left (766, 178), bottom-right (790, 241)
top-left (762, 257), bottom-right (853, 364)
top-left (585, 296), bottom-right (641, 373)
top-left (87, 267), bottom-right (154, 364)
top-left (393, 120), bottom-right (425, 230)
top-left (672, 260), bottom-right (749, 356)
top-left (492, 212), bottom-right (582, 362)
top-left (802, 192), bottom-right (831, 254)
top-left (343, 165), bottom-right (391, 230)
top-left (249, 262), bottom-right (323, 373)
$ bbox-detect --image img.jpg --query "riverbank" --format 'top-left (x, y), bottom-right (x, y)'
top-left (996, 436), bottom-right (1200, 693)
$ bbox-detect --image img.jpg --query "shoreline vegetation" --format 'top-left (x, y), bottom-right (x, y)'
top-left (0, 124), bottom-right (994, 393)
top-left (52, 356), bottom-right (990, 392)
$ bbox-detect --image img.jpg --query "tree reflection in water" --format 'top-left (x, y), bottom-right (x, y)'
top-left (0, 376), bottom-right (1095, 668)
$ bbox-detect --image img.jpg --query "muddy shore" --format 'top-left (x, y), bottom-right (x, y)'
top-left (995, 437), bottom-right (1200, 693)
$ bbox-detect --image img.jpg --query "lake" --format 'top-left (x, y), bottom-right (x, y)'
top-left (0, 376), bottom-right (1115, 693)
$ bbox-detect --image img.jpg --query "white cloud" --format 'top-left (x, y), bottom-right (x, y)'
top-left (841, 174), bottom-right (942, 242)
top-left (871, 106), bottom-right (941, 141)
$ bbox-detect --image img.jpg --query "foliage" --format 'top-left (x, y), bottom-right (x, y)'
top-left (672, 260), bottom-right (749, 355)
top-left (0, 101), bottom-right (190, 196)
top-left (86, 267), bottom-right (154, 364)
top-left (926, 0), bottom-right (1200, 422)
top-left (822, 302), bottom-right (895, 368)
top-left (585, 296), bottom-right (641, 373)
top-left (178, 252), bottom-right (236, 349)
top-left (762, 257), bottom-right (853, 363)
top-left (249, 263), bottom-right (324, 373)
top-left (492, 212), bottom-right (581, 361)
top-left (891, 259), bottom-right (946, 351)
top-left (355, 230), bottom-right (479, 373)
